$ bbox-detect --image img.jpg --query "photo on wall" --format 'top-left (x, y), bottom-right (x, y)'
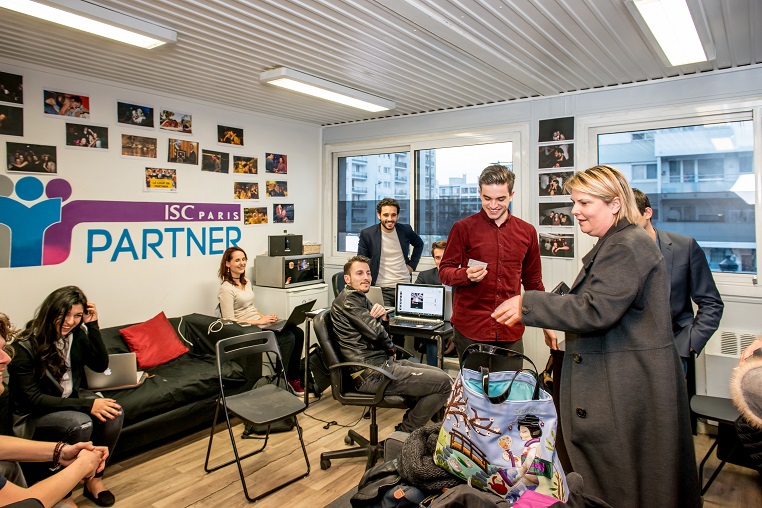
top-left (65, 123), bottom-right (108, 149)
top-left (0, 72), bottom-right (23, 104)
top-left (201, 149), bottom-right (229, 173)
top-left (539, 232), bottom-right (575, 258)
top-left (265, 152), bottom-right (287, 174)
top-left (273, 203), bottom-right (294, 223)
top-left (159, 109), bottom-right (192, 134)
top-left (218, 125), bottom-right (243, 145)
top-left (539, 144), bottom-right (574, 169)
top-left (233, 155), bottom-right (257, 174)
top-left (0, 104), bottom-right (23, 136)
top-left (117, 101), bottom-right (154, 128)
top-left (122, 134), bottom-right (157, 158)
top-left (144, 168), bottom-right (177, 192)
top-left (168, 138), bottom-right (199, 164)
top-left (234, 182), bottom-right (258, 200)
top-left (539, 203), bottom-right (574, 227)
top-left (265, 180), bottom-right (287, 197)
top-left (244, 207), bottom-right (268, 225)
top-left (43, 90), bottom-right (89, 118)
top-left (539, 170), bottom-right (573, 196)
top-left (7, 142), bottom-right (57, 174)
top-left (538, 116), bottom-right (574, 143)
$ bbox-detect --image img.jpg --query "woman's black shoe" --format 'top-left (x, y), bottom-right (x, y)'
top-left (83, 485), bottom-right (116, 507)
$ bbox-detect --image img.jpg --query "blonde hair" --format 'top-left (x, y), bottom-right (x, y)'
top-left (564, 165), bottom-right (638, 225)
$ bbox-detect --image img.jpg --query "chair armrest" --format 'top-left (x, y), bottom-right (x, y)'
top-left (394, 346), bottom-right (415, 360)
top-left (330, 361), bottom-right (399, 405)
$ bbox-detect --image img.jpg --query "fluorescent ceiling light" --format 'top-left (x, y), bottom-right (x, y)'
top-left (0, 0), bottom-right (176, 49)
top-left (260, 67), bottom-right (395, 112)
top-left (627, 0), bottom-right (711, 66)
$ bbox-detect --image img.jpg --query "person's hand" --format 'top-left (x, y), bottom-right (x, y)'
top-left (466, 265), bottom-right (487, 283)
top-left (492, 295), bottom-right (522, 326)
top-left (83, 302), bottom-right (98, 323)
top-left (90, 398), bottom-right (122, 422)
top-left (369, 303), bottom-right (387, 321)
top-left (740, 338), bottom-right (762, 364)
top-left (73, 448), bottom-right (105, 479)
top-left (406, 265), bottom-right (414, 274)
top-left (543, 329), bottom-right (558, 350)
top-left (59, 442), bottom-right (94, 466)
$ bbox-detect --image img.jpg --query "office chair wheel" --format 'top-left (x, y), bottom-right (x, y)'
top-left (344, 435), bottom-right (354, 445)
top-left (320, 458), bottom-right (331, 470)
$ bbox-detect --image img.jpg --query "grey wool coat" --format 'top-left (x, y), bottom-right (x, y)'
top-left (521, 220), bottom-right (701, 508)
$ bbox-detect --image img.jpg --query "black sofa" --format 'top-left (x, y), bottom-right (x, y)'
top-left (96, 313), bottom-right (260, 459)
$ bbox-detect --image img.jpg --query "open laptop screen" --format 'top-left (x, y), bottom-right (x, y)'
top-left (395, 283), bottom-right (445, 319)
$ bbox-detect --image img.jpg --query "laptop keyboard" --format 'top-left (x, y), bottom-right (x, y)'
top-left (389, 316), bottom-right (444, 328)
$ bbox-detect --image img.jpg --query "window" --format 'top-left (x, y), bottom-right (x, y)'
top-left (598, 119), bottom-right (755, 274)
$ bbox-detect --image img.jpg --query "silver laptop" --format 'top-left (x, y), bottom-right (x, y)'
top-left (367, 286), bottom-right (395, 314)
top-left (389, 283), bottom-right (445, 330)
top-left (84, 353), bottom-right (144, 390)
top-left (259, 299), bottom-right (316, 332)
top-left (444, 286), bottom-right (453, 322)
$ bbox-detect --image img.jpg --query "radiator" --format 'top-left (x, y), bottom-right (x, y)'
top-left (703, 329), bottom-right (757, 399)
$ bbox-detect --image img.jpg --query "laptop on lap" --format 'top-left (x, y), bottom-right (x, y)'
top-left (389, 283), bottom-right (445, 331)
top-left (367, 286), bottom-right (395, 314)
top-left (85, 353), bottom-right (145, 390)
top-left (259, 299), bottom-right (317, 332)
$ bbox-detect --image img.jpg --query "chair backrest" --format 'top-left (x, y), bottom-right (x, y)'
top-left (215, 331), bottom-right (280, 376)
top-left (331, 272), bottom-right (346, 297)
top-left (312, 309), bottom-right (351, 395)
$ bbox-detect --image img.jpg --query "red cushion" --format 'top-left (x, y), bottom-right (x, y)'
top-left (119, 312), bottom-right (189, 369)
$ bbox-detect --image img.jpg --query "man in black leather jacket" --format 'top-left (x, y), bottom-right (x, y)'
top-left (331, 255), bottom-right (452, 432)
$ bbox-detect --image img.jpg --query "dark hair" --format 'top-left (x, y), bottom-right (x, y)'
top-left (344, 255), bottom-right (370, 275)
top-left (376, 198), bottom-right (400, 215)
top-left (517, 414), bottom-right (542, 438)
top-left (18, 286), bottom-right (88, 381)
top-left (478, 165), bottom-right (515, 192)
top-left (218, 246), bottom-right (248, 287)
top-left (0, 312), bottom-right (18, 343)
top-left (431, 239), bottom-right (447, 256)
top-left (632, 188), bottom-right (651, 215)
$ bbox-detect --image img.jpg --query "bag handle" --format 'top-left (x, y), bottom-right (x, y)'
top-left (462, 344), bottom-right (541, 403)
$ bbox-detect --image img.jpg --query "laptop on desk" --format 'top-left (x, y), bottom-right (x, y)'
top-left (85, 353), bottom-right (145, 390)
top-left (389, 283), bottom-right (445, 331)
top-left (259, 299), bottom-right (316, 332)
top-left (367, 286), bottom-right (395, 314)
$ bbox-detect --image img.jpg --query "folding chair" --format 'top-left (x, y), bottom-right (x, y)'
top-left (204, 331), bottom-right (310, 502)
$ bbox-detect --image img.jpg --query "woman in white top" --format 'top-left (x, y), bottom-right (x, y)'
top-left (217, 246), bottom-right (305, 395)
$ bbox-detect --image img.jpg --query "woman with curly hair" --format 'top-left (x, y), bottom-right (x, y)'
top-left (9, 286), bottom-right (122, 507)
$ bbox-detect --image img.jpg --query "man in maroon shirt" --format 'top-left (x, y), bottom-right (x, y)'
top-left (439, 165), bottom-right (556, 370)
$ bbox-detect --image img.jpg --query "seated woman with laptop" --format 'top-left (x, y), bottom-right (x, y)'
top-left (216, 246), bottom-right (305, 396)
top-left (8, 286), bottom-right (123, 507)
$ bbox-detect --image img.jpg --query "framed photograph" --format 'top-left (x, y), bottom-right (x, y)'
top-left (0, 104), bottom-right (23, 136)
top-left (144, 167), bottom-right (177, 192)
top-left (168, 138), bottom-right (199, 164)
top-left (43, 90), bottom-right (89, 118)
top-left (265, 152), bottom-right (287, 174)
top-left (539, 144), bottom-right (574, 169)
top-left (539, 203), bottom-right (574, 227)
top-left (159, 109), bottom-right (192, 134)
top-left (0, 72), bottom-right (23, 104)
top-left (539, 116), bottom-right (574, 143)
top-left (273, 203), bottom-right (294, 223)
top-left (201, 149), bottom-right (229, 173)
top-left (539, 170), bottom-right (573, 196)
top-left (265, 180), bottom-right (288, 197)
top-left (234, 182), bottom-right (259, 200)
top-left (117, 101), bottom-right (154, 128)
top-left (539, 233), bottom-right (575, 258)
top-left (122, 134), bottom-right (157, 158)
top-left (65, 123), bottom-right (108, 149)
top-left (7, 142), bottom-right (57, 174)
top-left (218, 125), bottom-right (243, 146)
top-left (233, 155), bottom-right (257, 174)
top-left (244, 207), bottom-right (268, 225)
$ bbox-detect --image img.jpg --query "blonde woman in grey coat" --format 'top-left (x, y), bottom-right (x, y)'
top-left (493, 165), bottom-right (700, 508)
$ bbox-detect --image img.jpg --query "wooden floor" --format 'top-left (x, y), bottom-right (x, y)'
top-left (69, 395), bottom-right (761, 508)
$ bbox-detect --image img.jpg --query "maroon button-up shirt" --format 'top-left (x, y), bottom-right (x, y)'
top-left (439, 209), bottom-right (544, 343)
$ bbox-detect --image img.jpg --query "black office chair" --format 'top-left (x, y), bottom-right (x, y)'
top-left (312, 309), bottom-right (410, 470)
top-left (204, 332), bottom-right (310, 502)
top-left (331, 272), bottom-right (346, 297)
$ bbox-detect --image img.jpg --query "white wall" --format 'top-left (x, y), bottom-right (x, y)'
top-left (1, 59), bottom-right (322, 328)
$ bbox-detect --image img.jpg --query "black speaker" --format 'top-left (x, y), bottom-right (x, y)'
top-left (268, 234), bottom-right (303, 256)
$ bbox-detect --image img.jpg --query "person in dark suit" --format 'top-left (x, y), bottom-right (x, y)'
top-left (414, 239), bottom-right (447, 286)
top-left (632, 189), bottom-right (724, 373)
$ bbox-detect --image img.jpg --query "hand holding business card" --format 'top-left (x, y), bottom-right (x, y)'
top-left (466, 258), bottom-right (488, 282)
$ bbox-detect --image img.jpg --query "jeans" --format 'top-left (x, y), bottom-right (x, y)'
top-left (21, 405), bottom-right (123, 486)
top-left (358, 357), bottom-right (452, 432)
top-left (452, 326), bottom-right (524, 372)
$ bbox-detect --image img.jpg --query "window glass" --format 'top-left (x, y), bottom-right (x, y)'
top-left (598, 120), bottom-right (755, 274)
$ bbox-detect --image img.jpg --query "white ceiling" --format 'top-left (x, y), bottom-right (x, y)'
top-left (1, 0), bottom-right (759, 126)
